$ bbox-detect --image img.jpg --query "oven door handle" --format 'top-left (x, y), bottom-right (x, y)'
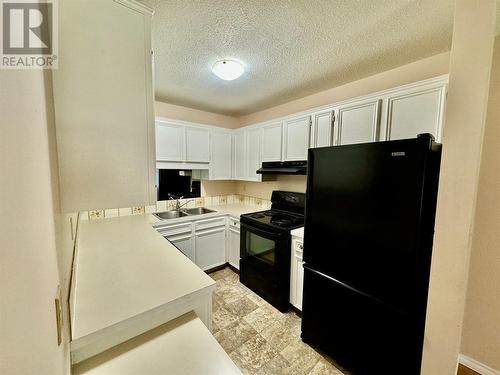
top-left (240, 222), bottom-right (284, 240)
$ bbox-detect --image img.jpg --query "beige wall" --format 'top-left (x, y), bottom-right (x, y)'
top-left (236, 176), bottom-right (307, 200)
top-left (155, 100), bottom-right (239, 129)
top-left (155, 51), bottom-right (450, 130)
top-left (0, 70), bottom-right (69, 374)
top-left (200, 180), bottom-right (237, 196)
top-left (421, 1), bottom-right (496, 374)
top-left (460, 36), bottom-right (500, 371)
top-left (238, 52), bottom-right (450, 126)
top-left (166, 52), bottom-right (451, 203)
top-left (200, 176), bottom-right (306, 200)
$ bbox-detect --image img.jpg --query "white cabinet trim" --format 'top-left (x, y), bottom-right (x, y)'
top-left (283, 115), bottom-right (311, 161)
top-left (261, 122), bottom-right (283, 162)
top-left (311, 109), bottom-right (335, 148)
top-left (155, 75), bottom-right (448, 182)
top-left (336, 98), bottom-right (382, 145)
top-left (385, 85), bottom-right (447, 142)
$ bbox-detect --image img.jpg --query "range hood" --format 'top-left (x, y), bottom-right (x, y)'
top-left (256, 161), bottom-right (307, 176)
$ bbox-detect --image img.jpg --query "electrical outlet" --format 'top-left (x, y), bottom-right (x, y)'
top-left (54, 286), bottom-right (63, 346)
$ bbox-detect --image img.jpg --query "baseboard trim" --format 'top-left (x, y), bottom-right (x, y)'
top-left (459, 354), bottom-right (500, 375)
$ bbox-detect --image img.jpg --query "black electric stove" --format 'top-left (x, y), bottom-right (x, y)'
top-left (241, 210), bottom-right (304, 231)
top-left (239, 191), bottom-right (305, 312)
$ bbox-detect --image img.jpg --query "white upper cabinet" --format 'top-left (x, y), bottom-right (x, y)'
top-left (156, 121), bottom-right (185, 161)
top-left (311, 110), bottom-right (335, 148)
top-left (283, 115), bottom-right (311, 161)
top-left (53, 0), bottom-right (155, 212)
top-left (186, 126), bottom-right (210, 162)
top-left (336, 99), bottom-right (382, 145)
top-left (246, 127), bottom-right (262, 181)
top-left (385, 85), bottom-right (447, 142)
top-left (261, 122), bottom-right (283, 162)
top-left (233, 131), bottom-right (247, 179)
top-left (156, 121), bottom-right (210, 164)
top-left (209, 130), bottom-right (232, 180)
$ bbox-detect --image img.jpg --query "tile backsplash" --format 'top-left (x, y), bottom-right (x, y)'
top-left (79, 194), bottom-right (271, 220)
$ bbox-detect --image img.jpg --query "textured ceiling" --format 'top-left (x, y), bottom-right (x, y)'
top-left (142, 0), bottom-right (456, 116)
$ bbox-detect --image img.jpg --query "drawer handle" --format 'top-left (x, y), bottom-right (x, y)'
top-left (297, 243), bottom-right (303, 251)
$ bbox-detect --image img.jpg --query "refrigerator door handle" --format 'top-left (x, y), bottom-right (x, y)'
top-left (303, 265), bottom-right (408, 316)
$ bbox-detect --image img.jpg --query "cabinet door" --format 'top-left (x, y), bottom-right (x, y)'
top-left (296, 255), bottom-right (304, 309)
top-left (385, 85), bottom-right (446, 142)
top-left (336, 99), bottom-right (381, 145)
top-left (233, 131), bottom-right (247, 180)
top-left (53, 0), bottom-right (155, 212)
top-left (228, 228), bottom-right (240, 270)
top-left (186, 126), bottom-right (210, 162)
top-left (195, 227), bottom-right (226, 271)
top-left (283, 115), bottom-right (311, 161)
top-left (169, 234), bottom-right (195, 262)
top-left (261, 122), bottom-right (283, 162)
top-left (290, 239), bottom-right (304, 310)
top-left (311, 110), bottom-right (335, 148)
top-left (246, 127), bottom-right (262, 181)
top-left (210, 131), bottom-right (232, 180)
top-left (156, 121), bottom-right (185, 161)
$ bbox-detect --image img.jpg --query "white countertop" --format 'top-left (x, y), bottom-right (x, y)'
top-left (206, 203), bottom-right (263, 218)
top-left (72, 312), bottom-right (240, 375)
top-left (291, 226), bottom-right (304, 238)
top-left (72, 214), bottom-right (215, 341)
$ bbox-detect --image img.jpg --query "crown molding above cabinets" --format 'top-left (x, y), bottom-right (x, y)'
top-left (155, 75), bottom-right (448, 183)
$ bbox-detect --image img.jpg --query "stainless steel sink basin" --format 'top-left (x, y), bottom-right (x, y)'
top-left (184, 207), bottom-right (216, 215)
top-left (154, 210), bottom-right (189, 220)
top-left (153, 207), bottom-right (216, 220)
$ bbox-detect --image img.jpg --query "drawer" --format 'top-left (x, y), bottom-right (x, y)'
top-left (194, 216), bottom-right (226, 231)
top-left (156, 222), bottom-right (193, 237)
top-left (228, 217), bottom-right (240, 229)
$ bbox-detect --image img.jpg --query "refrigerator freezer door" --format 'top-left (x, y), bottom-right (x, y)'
top-left (301, 267), bottom-right (421, 375)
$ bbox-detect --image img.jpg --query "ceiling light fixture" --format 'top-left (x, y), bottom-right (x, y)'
top-left (212, 59), bottom-right (245, 81)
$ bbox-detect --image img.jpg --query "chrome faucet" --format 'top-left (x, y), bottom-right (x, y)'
top-left (176, 198), bottom-right (195, 211)
top-left (167, 194), bottom-right (195, 211)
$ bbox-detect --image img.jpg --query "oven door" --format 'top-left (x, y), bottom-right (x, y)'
top-left (239, 222), bottom-right (291, 311)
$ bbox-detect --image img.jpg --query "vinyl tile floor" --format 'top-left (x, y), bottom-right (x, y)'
top-left (210, 267), bottom-right (348, 375)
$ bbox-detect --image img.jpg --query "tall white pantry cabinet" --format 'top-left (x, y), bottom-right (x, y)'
top-left (53, 0), bottom-right (156, 212)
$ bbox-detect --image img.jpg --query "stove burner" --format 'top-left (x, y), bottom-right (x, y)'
top-left (272, 218), bottom-right (293, 227)
top-left (251, 213), bottom-right (265, 219)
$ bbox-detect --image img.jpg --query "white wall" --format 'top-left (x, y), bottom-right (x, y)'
top-left (421, 1), bottom-right (496, 374)
top-left (0, 70), bottom-right (69, 374)
top-left (460, 36), bottom-right (500, 372)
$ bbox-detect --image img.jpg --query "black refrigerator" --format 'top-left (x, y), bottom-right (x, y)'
top-left (301, 134), bottom-right (442, 375)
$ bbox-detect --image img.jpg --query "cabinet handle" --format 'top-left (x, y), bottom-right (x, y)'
top-left (297, 243), bottom-right (303, 251)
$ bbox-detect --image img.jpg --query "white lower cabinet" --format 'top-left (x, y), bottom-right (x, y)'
top-left (290, 237), bottom-right (304, 311)
top-left (155, 217), bottom-right (226, 271)
top-left (195, 227), bottom-right (226, 271)
top-left (228, 217), bottom-right (241, 269)
top-left (169, 233), bottom-right (195, 262)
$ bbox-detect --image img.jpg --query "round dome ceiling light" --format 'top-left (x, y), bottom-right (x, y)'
top-left (212, 59), bottom-right (245, 81)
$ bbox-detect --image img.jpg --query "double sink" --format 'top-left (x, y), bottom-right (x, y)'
top-left (154, 207), bottom-right (216, 220)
